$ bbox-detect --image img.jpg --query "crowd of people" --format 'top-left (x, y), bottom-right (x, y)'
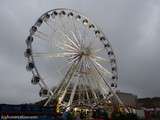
top-left (51, 108), bottom-right (143, 120)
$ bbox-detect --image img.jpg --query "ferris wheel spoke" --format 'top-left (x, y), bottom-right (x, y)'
top-left (47, 18), bottom-right (80, 51)
top-left (90, 61), bottom-right (111, 90)
top-left (59, 14), bottom-right (68, 32)
top-left (57, 16), bottom-right (79, 49)
top-left (63, 33), bottom-right (80, 50)
top-left (92, 74), bottom-right (106, 98)
top-left (48, 18), bottom-right (80, 51)
top-left (42, 21), bottom-right (57, 51)
top-left (98, 78), bottom-right (109, 96)
top-left (33, 30), bottom-right (50, 41)
top-left (32, 52), bottom-right (77, 59)
top-left (53, 30), bottom-right (80, 52)
top-left (56, 40), bottom-right (79, 52)
top-left (44, 19), bottom-right (69, 46)
top-left (67, 55), bottom-right (80, 64)
top-left (94, 48), bottom-right (105, 53)
top-left (45, 19), bottom-right (56, 33)
top-left (91, 56), bottom-right (110, 63)
top-left (71, 18), bottom-right (81, 45)
top-left (89, 57), bottom-right (112, 77)
top-left (71, 31), bottom-right (81, 48)
top-left (81, 26), bottom-right (88, 47)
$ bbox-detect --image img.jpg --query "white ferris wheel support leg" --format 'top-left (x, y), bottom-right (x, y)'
top-left (44, 57), bottom-right (82, 107)
top-left (90, 60), bottom-right (128, 113)
top-left (59, 58), bottom-right (82, 107)
top-left (67, 75), bottom-right (79, 108)
top-left (82, 75), bottom-right (91, 105)
top-left (85, 75), bottom-right (99, 103)
top-left (58, 75), bottom-right (73, 105)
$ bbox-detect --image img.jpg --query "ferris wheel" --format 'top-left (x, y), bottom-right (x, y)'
top-left (25, 8), bottom-right (123, 110)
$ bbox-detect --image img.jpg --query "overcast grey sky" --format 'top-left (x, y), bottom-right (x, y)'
top-left (0, 0), bottom-right (160, 104)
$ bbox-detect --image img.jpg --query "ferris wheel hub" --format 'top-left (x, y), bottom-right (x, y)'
top-left (80, 47), bottom-right (92, 57)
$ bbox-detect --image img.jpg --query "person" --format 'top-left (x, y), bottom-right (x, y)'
top-left (67, 111), bottom-right (74, 120)
top-left (75, 115), bottom-right (81, 120)
top-left (103, 111), bottom-right (109, 120)
top-left (62, 111), bottom-right (69, 120)
top-left (80, 110), bottom-right (84, 119)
